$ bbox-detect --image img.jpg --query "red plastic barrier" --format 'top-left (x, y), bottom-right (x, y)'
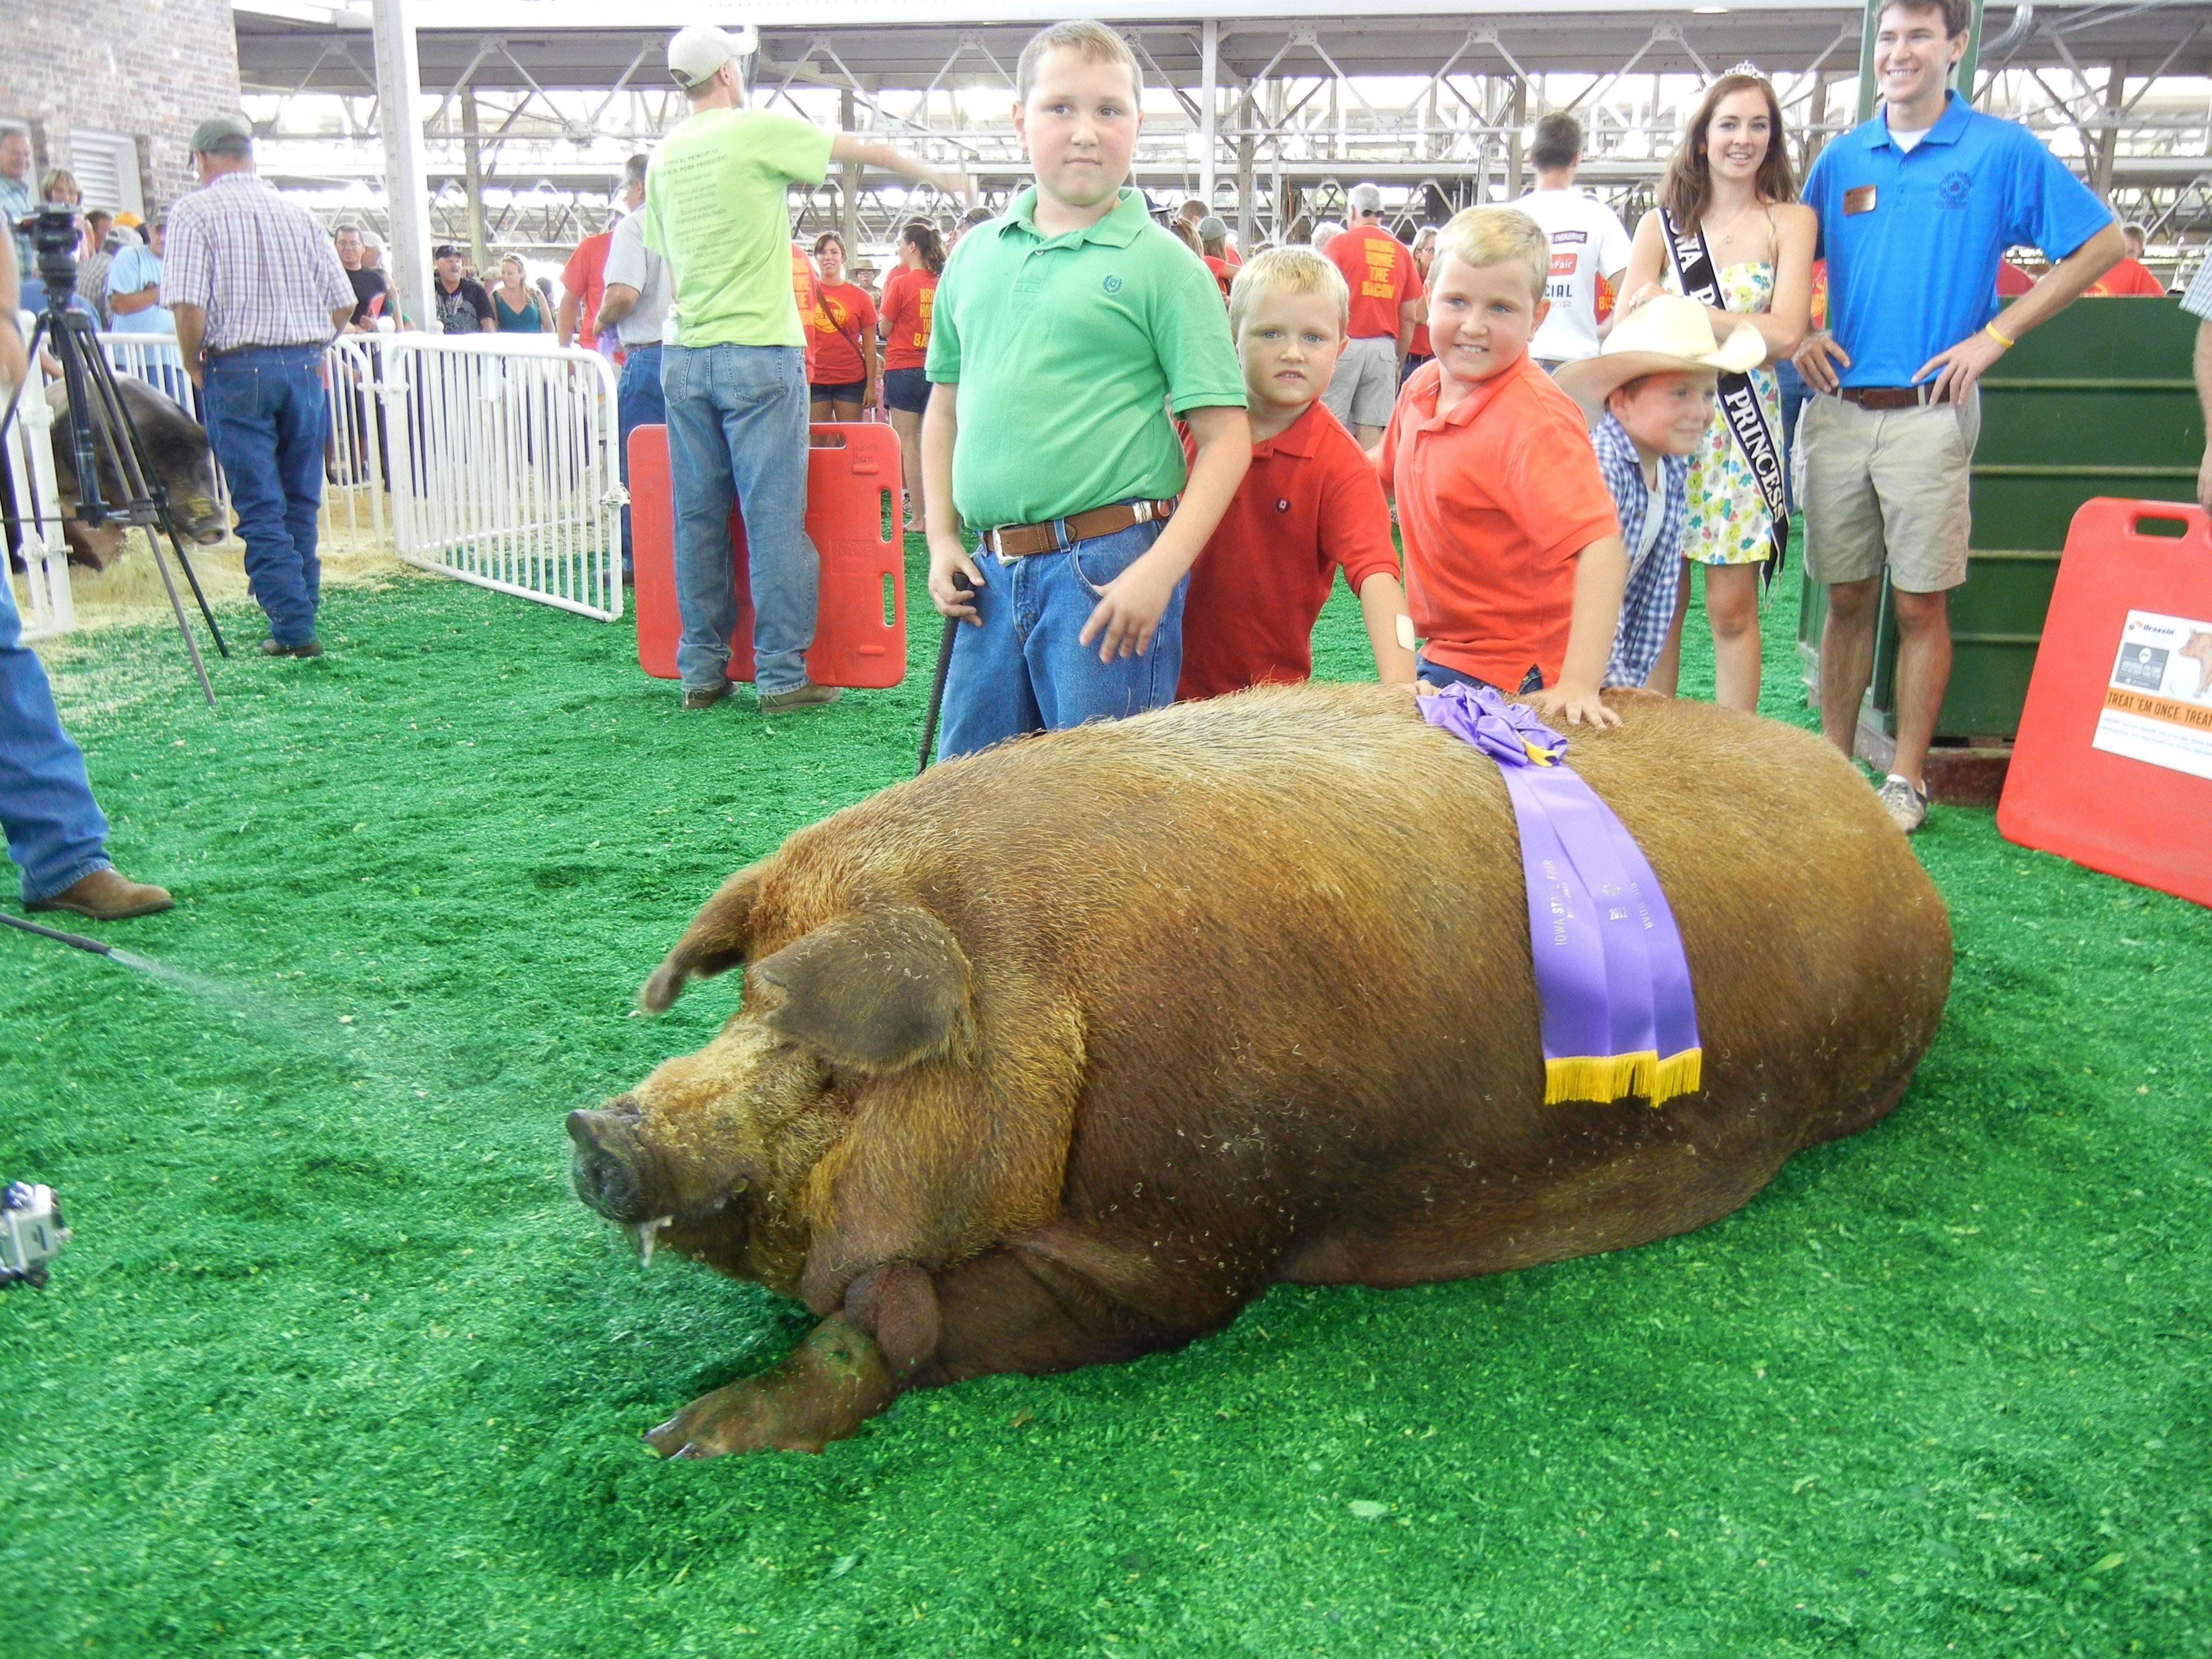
top-left (630, 422), bottom-right (905, 687)
top-left (1997, 498), bottom-right (2212, 907)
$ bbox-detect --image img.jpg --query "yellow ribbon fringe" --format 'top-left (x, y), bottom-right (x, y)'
top-left (1545, 1047), bottom-right (1703, 1108)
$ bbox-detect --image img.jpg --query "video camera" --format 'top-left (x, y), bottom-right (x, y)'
top-left (0, 1182), bottom-right (69, 1287)
top-left (18, 203), bottom-right (84, 302)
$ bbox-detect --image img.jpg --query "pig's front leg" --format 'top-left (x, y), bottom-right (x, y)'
top-left (645, 1316), bottom-right (896, 1457)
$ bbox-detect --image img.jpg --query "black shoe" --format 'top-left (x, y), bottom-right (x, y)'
top-left (681, 680), bottom-right (733, 711)
top-left (259, 637), bottom-right (324, 658)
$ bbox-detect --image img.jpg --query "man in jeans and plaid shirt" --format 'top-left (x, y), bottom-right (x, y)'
top-left (163, 114), bottom-right (355, 658)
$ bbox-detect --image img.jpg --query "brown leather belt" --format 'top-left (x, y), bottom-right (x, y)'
top-left (983, 497), bottom-right (1177, 559)
top-left (1838, 385), bottom-right (1934, 411)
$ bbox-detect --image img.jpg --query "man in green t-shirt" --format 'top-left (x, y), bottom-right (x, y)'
top-left (645, 25), bottom-right (966, 713)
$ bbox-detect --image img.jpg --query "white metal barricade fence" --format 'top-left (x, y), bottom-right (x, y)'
top-left (378, 335), bottom-right (625, 622)
top-left (97, 331), bottom-right (389, 556)
top-left (84, 331), bottom-right (621, 623)
top-left (6, 310), bottom-right (76, 642)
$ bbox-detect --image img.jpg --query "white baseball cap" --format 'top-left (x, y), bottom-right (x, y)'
top-left (667, 24), bottom-right (758, 91)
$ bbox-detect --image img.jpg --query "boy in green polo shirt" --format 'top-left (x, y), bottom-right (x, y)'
top-left (922, 20), bottom-right (1250, 759)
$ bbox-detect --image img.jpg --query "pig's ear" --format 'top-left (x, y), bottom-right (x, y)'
top-left (752, 908), bottom-right (974, 1072)
top-left (639, 867), bottom-right (763, 1012)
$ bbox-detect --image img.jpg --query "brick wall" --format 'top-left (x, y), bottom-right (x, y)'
top-left (2, 0), bottom-right (243, 215)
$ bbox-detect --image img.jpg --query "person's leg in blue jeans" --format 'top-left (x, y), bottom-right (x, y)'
top-left (271, 347), bottom-right (328, 626)
top-left (1024, 519), bottom-right (1183, 729)
top-left (616, 342), bottom-right (665, 580)
top-left (936, 547), bottom-right (1046, 760)
top-left (717, 345), bottom-right (819, 698)
top-left (0, 575), bottom-right (169, 916)
top-left (662, 343), bottom-right (743, 694)
top-left (0, 574), bottom-right (108, 902)
top-left (204, 351), bottom-right (319, 647)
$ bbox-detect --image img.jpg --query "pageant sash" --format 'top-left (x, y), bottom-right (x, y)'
top-left (1419, 684), bottom-right (1702, 1106)
top-left (1660, 206), bottom-right (1790, 585)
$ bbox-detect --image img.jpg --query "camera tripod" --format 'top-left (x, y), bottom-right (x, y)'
top-left (2, 208), bottom-right (226, 706)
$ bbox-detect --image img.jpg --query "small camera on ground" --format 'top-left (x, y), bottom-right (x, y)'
top-left (0, 1182), bottom-right (69, 1287)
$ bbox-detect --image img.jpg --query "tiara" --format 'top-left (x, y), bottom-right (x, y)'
top-left (1725, 60), bottom-right (1769, 81)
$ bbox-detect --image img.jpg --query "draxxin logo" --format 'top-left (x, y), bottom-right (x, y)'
top-left (1102, 274), bottom-right (1124, 294)
top-left (1937, 170), bottom-right (1972, 208)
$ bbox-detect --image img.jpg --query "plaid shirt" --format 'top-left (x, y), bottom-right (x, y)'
top-left (161, 171), bottom-right (353, 352)
top-left (1, 170), bottom-right (33, 273)
top-left (1593, 411), bottom-right (1689, 689)
top-left (2183, 258), bottom-right (2212, 323)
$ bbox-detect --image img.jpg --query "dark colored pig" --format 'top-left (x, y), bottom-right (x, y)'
top-left (571, 685), bottom-right (1951, 1458)
top-left (45, 377), bottom-right (228, 567)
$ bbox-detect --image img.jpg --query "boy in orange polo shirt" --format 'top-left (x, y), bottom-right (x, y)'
top-left (1378, 205), bottom-right (1629, 728)
top-left (1180, 248), bottom-right (1415, 698)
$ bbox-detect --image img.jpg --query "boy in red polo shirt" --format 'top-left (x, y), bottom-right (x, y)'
top-left (1379, 205), bottom-right (1629, 728)
top-left (1180, 248), bottom-right (1415, 698)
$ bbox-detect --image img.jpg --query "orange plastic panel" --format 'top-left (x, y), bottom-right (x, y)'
top-left (630, 422), bottom-right (905, 687)
top-left (1997, 498), bottom-right (2212, 907)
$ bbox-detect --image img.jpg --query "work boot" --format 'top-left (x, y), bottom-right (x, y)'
top-left (259, 637), bottom-right (324, 658)
top-left (27, 867), bottom-right (175, 920)
top-left (681, 680), bottom-right (733, 711)
top-left (758, 681), bottom-right (842, 714)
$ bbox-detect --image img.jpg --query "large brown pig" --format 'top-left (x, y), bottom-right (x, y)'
top-left (570, 685), bottom-right (1951, 1458)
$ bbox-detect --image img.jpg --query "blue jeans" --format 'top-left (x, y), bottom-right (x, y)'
top-left (202, 346), bottom-right (328, 645)
top-left (616, 343), bottom-right (665, 573)
top-left (1415, 654), bottom-right (1545, 697)
top-left (660, 343), bottom-right (818, 696)
top-left (936, 516), bottom-right (1183, 761)
top-left (0, 574), bottom-right (111, 902)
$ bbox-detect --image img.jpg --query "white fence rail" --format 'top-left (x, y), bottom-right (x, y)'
top-left (375, 335), bottom-right (624, 621)
top-left (5, 310), bottom-right (76, 642)
top-left (90, 331), bottom-right (622, 623)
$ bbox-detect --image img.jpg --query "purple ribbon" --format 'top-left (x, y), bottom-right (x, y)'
top-left (1420, 683), bottom-right (1702, 1105)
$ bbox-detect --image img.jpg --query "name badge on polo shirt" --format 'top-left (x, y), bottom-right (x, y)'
top-left (1844, 185), bottom-right (1878, 217)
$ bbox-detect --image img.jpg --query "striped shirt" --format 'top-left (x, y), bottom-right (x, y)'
top-left (2182, 258), bottom-right (2212, 322)
top-left (160, 171), bottom-right (353, 352)
top-left (1593, 411), bottom-right (1689, 690)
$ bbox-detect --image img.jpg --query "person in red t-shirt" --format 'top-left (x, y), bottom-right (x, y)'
top-left (560, 161), bottom-right (640, 355)
top-left (879, 219), bottom-right (946, 531)
top-left (1379, 206), bottom-right (1627, 729)
top-left (1402, 225), bottom-right (1437, 383)
top-left (1321, 182), bottom-right (1424, 446)
top-left (805, 232), bottom-right (879, 421)
top-left (2084, 225), bottom-right (2168, 296)
top-left (1179, 247), bottom-right (1416, 699)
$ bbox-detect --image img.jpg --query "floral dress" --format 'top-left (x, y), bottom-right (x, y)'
top-left (1663, 257), bottom-right (1780, 567)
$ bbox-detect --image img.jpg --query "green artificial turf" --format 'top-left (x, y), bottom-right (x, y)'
top-left (4, 546), bottom-right (2208, 1658)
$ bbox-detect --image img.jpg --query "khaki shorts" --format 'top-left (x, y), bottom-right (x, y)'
top-left (1801, 390), bottom-right (1980, 594)
top-left (1322, 333), bottom-right (1402, 431)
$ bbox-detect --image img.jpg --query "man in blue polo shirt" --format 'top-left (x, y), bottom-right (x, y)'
top-left (1794, 0), bottom-right (2120, 833)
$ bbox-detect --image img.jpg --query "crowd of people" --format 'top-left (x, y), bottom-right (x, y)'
top-left (0, 0), bottom-right (2188, 924)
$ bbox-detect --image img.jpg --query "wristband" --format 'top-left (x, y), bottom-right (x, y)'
top-left (1983, 321), bottom-right (2016, 350)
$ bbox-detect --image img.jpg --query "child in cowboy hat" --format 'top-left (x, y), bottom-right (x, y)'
top-left (1554, 295), bottom-right (1764, 691)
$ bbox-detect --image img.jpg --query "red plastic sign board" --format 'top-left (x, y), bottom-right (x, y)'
top-left (630, 422), bottom-right (905, 688)
top-left (1997, 498), bottom-right (2212, 907)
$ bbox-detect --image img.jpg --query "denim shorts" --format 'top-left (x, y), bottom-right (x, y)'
top-left (883, 367), bottom-right (930, 414)
top-left (809, 378), bottom-right (867, 403)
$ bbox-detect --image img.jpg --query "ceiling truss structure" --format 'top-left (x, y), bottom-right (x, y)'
top-left (236, 7), bottom-right (2212, 268)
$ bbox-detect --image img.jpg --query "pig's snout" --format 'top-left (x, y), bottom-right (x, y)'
top-left (569, 1102), bottom-right (649, 1220)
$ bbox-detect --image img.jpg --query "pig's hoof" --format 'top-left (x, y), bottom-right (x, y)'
top-left (644, 1321), bottom-right (896, 1458)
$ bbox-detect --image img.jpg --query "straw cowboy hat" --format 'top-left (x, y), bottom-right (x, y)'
top-left (1553, 294), bottom-right (1766, 419)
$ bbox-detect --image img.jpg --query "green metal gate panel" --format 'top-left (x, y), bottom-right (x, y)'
top-left (1796, 296), bottom-right (2202, 743)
